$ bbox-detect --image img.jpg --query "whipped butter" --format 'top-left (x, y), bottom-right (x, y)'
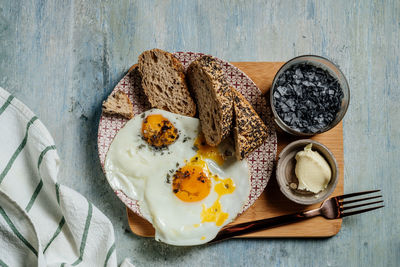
top-left (295, 144), bottom-right (331, 193)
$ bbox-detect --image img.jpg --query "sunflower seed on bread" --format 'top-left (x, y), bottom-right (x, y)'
top-left (102, 91), bottom-right (134, 119)
top-left (138, 49), bottom-right (196, 117)
top-left (232, 88), bottom-right (269, 160)
top-left (187, 55), bottom-right (233, 146)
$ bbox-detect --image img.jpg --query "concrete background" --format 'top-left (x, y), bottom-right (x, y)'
top-left (1, 0), bottom-right (399, 266)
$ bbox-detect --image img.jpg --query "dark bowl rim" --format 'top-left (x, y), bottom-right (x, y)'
top-left (269, 54), bottom-right (350, 136)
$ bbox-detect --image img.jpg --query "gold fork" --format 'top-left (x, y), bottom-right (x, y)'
top-left (210, 190), bottom-right (384, 243)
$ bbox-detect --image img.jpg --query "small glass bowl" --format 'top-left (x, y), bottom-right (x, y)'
top-left (270, 55), bottom-right (350, 136)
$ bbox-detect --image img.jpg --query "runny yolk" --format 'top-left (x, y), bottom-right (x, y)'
top-left (214, 177), bottom-right (235, 195)
top-left (172, 165), bottom-right (211, 202)
top-left (200, 200), bottom-right (228, 227)
top-left (171, 133), bottom-right (236, 228)
top-left (141, 114), bottom-right (179, 148)
top-left (200, 177), bottom-right (235, 226)
top-left (194, 134), bottom-right (224, 166)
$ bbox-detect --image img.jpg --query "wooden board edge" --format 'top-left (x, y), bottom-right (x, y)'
top-left (126, 207), bottom-right (343, 238)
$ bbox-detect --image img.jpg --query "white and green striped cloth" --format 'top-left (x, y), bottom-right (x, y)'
top-left (0, 87), bottom-right (130, 266)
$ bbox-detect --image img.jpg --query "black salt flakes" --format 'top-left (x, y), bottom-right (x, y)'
top-left (273, 63), bottom-right (344, 133)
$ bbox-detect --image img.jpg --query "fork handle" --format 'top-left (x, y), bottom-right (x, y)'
top-left (210, 208), bottom-right (320, 243)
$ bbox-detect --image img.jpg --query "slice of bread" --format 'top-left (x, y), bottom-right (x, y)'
top-left (187, 55), bottom-right (233, 146)
top-left (138, 49), bottom-right (196, 117)
top-left (232, 88), bottom-right (269, 160)
top-left (102, 91), bottom-right (134, 119)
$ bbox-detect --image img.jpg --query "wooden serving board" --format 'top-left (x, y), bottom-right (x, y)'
top-left (126, 62), bottom-right (343, 238)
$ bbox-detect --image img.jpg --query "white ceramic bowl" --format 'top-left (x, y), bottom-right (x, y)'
top-left (276, 139), bottom-right (339, 205)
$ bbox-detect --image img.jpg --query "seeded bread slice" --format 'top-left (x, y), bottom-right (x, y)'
top-left (232, 88), bottom-right (269, 160)
top-left (187, 55), bottom-right (233, 146)
top-left (102, 91), bottom-right (134, 119)
top-left (138, 49), bottom-right (196, 117)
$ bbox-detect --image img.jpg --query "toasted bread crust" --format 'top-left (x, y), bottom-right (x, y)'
top-left (138, 49), bottom-right (196, 117)
top-left (232, 88), bottom-right (269, 160)
top-left (187, 55), bottom-right (233, 146)
top-left (102, 91), bottom-right (134, 119)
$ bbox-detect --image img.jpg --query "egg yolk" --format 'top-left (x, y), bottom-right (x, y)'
top-left (201, 200), bottom-right (228, 227)
top-left (214, 177), bottom-right (235, 195)
top-left (200, 177), bottom-right (235, 226)
top-left (193, 134), bottom-right (224, 165)
top-left (171, 133), bottom-right (236, 228)
top-left (141, 114), bottom-right (179, 148)
top-left (172, 165), bottom-right (211, 202)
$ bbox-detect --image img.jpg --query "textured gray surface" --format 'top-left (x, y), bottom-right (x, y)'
top-left (1, 0), bottom-right (399, 266)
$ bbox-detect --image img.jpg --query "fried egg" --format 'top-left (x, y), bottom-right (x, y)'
top-left (105, 109), bottom-right (250, 246)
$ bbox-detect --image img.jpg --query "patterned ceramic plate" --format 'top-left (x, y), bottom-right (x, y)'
top-left (97, 52), bottom-right (277, 218)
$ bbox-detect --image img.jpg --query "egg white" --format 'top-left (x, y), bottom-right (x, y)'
top-left (105, 109), bottom-right (250, 245)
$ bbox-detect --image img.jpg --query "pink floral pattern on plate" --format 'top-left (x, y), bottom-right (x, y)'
top-left (97, 52), bottom-right (277, 217)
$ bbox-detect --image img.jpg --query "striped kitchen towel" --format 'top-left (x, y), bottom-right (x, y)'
top-left (0, 87), bottom-right (125, 267)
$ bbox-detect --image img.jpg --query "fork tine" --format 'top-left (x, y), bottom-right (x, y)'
top-left (336, 190), bottom-right (380, 200)
top-left (341, 205), bottom-right (384, 217)
top-left (342, 200), bottom-right (383, 210)
top-left (341, 195), bottom-right (382, 205)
